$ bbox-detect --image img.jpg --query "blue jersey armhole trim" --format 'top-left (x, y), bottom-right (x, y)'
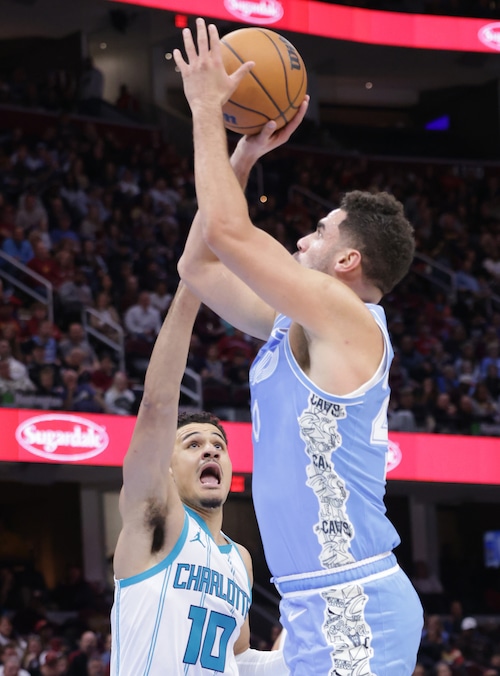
top-left (117, 511), bottom-right (189, 588)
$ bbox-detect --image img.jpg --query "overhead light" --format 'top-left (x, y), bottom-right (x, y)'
top-left (164, 52), bottom-right (173, 60)
top-left (100, 42), bottom-right (107, 50)
top-left (365, 81), bottom-right (373, 89)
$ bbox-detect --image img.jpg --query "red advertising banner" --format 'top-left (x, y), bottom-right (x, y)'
top-left (1, 408), bottom-right (499, 484)
top-left (112, 0), bottom-right (500, 52)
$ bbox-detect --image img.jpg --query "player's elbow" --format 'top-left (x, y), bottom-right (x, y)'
top-left (203, 215), bottom-right (244, 253)
top-left (177, 252), bottom-right (189, 280)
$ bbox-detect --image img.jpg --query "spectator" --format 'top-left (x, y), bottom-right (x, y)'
top-left (16, 193), bottom-right (48, 234)
top-left (61, 347), bottom-right (95, 383)
top-left (84, 658), bottom-right (104, 676)
top-left (90, 353), bottom-right (116, 394)
top-left (39, 651), bottom-right (60, 676)
top-left (0, 359), bottom-right (36, 405)
top-left (149, 279), bottom-right (172, 318)
top-left (418, 615), bottom-right (449, 671)
top-left (58, 324), bottom-right (99, 370)
top-left (26, 241), bottom-right (62, 292)
top-left (216, 327), bottom-right (257, 363)
top-left (103, 371), bottom-right (135, 415)
top-left (2, 227), bottom-right (34, 266)
top-left (148, 177), bottom-right (180, 213)
top-left (429, 392), bottom-right (458, 434)
top-left (389, 387), bottom-right (418, 432)
top-left (0, 617), bottom-right (26, 658)
top-left (117, 169), bottom-right (140, 199)
top-left (60, 368), bottom-right (103, 413)
top-left (123, 291), bottom-right (161, 344)
top-left (0, 654), bottom-right (30, 676)
top-left (480, 341), bottom-right (500, 380)
top-left (50, 214), bottom-right (80, 253)
top-left (28, 320), bottom-right (60, 365)
top-left (66, 631), bottom-right (98, 676)
top-left (22, 634), bottom-right (43, 675)
top-left (88, 293), bottom-right (121, 342)
top-left (23, 303), bottom-right (58, 342)
top-left (79, 205), bottom-right (102, 241)
top-left (56, 269), bottom-right (93, 324)
top-left (0, 339), bottom-right (29, 381)
top-left (471, 381), bottom-right (499, 425)
top-left (33, 366), bottom-right (64, 408)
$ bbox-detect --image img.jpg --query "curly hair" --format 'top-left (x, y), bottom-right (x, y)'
top-left (339, 190), bottom-right (415, 294)
top-left (177, 411), bottom-right (228, 444)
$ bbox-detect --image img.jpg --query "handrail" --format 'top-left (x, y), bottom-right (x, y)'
top-left (81, 307), bottom-right (126, 373)
top-left (134, 366), bottom-right (203, 411)
top-left (180, 366), bottom-right (204, 409)
top-left (0, 251), bottom-right (54, 322)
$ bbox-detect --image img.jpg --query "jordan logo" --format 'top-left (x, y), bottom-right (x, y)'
top-left (190, 530), bottom-right (206, 547)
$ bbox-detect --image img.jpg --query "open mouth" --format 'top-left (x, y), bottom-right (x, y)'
top-left (200, 463), bottom-right (221, 486)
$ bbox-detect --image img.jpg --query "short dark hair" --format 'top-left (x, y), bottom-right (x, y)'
top-left (339, 190), bottom-right (415, 294)
top-left (177, 411), bottom-right (228, 444)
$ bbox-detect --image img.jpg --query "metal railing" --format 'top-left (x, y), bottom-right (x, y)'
top-left (180, 366), bottom-right (204, 409)
top-left (134, 366), bottom-right (204, 413)
top-left (0, 251), bottom-right (54, 322)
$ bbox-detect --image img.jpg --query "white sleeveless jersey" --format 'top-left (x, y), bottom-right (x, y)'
top-left (111, 507), bottom-right (251, 675)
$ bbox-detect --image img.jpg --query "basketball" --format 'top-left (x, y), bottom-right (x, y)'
top-left (220, 27), bottom-right (308, 136)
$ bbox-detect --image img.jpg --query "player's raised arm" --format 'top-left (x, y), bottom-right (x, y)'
top-left (178, 106), bottom-right (308, 341)
top-left (113, 282), bottom-right (199, 579)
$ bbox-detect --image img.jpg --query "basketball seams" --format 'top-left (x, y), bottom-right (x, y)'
top-left (220, 27), bottom-right (307, 134)
top-left (257, 29), bottom-right (301, 108)
top-left (221, 38), bottom-right (288, 127)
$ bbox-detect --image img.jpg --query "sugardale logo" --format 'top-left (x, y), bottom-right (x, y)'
top-left (478, 23), bottom-right (500, 51)
top-left (224, 0), bottom-right (284, 24)
top-left (16, 413), bottom-right (109, 462)
top-left (386, 440), bottom-right (402, 473)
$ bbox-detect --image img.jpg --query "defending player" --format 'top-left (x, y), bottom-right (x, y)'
top-left (111, 282), bottom-right (288, 675)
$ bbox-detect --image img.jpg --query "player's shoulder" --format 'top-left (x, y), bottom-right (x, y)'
top-left (234, 542), bottom-right (253, 576)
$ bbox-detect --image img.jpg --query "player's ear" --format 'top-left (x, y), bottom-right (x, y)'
top-left (335, 248), bottom-right (361, 272)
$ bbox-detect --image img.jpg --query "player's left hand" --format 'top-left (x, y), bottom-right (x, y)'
top-left (173, 18), bottom-right (255, 112)
top-left (236, 95), bottom-right (310, 162)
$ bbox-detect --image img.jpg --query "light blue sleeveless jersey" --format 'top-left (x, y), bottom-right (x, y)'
top-left (111, 507), bottom-right (251, 675)
top-left (249, 305), bottom-right (399, 578)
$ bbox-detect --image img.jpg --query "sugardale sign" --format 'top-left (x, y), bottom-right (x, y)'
top-left (223, 0), bottom-right (284, 24)
top-left (478, 23), bottom-right (500, 51)
top-left (15, 413), bottom-right (109, 462)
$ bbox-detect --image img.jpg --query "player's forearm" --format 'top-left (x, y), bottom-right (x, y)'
top-left (192, 105), bottom-right (253, 245)
top-left (178, 140), bottom-right (256, 284)
top-left (142, 282), bottom-right (199, 402)
top-left (229, 140), bottom-right (260, 189)
top-left (235, 648), bottom-right (289, 675)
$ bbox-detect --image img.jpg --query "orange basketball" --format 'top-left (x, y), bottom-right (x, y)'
top-left (220, 27), bottom-right (308, 136)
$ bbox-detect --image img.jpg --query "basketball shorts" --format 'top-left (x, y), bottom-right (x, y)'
top-left (273, 552), bottom-right (423, 676)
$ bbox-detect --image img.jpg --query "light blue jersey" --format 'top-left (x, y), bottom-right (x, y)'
top-left (111, 507), bottom-right (251, 675)
top-left (249, 307), bottom-right (423, 675)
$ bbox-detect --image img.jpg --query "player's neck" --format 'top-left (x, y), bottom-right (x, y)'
top-left (195, 506), bottom-right (225, 544)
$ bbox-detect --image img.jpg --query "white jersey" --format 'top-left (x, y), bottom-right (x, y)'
top-left (111, 506), bottom-right (251, 675)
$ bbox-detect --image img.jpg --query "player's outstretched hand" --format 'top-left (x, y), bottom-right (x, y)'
top-left (235, 95), bottom-right (310, 163)
top-left (173, 17), bottom-right (255, 112)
